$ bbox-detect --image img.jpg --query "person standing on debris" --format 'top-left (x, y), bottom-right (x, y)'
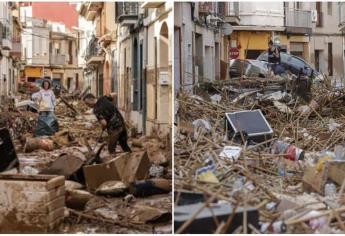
top-left (32, 79), bottom-right (56, 114)
top-left (93, 96), bottom-right (131, 154)
top-left (267, 40), bottom-right (281, 75)
top-left (32, 79), bottom-right (59, 136)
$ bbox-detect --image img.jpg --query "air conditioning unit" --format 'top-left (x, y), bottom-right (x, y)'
top-left (311, 10), bottom-right (318, 23)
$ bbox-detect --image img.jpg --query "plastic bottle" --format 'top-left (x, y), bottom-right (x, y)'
top-left (277, 161), bottom-right (285, 177)
top-left (324, 182), bottom-right (337, 196)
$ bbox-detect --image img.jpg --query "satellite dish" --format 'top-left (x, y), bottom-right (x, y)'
top-left (222, 23), bottom-right (233, 35)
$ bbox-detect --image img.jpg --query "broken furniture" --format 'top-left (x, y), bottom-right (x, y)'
top-left (174, 203), bottom-right (259, 233)
top-left (225, 109), bottom-right (273, 143)
top-left (0, 174), bottom-right (65, 233)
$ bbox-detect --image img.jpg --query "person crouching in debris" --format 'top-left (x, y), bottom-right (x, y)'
top-left (32, 79), bottom-right (59, 136)
top-left (93, 96), bottom-right (131, 154)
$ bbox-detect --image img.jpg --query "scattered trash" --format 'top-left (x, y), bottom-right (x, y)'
top-left (149, 164), bottom-right (164, 178)
top-left (65, 189), bottom-right (93, 210)
top-left (24, 137), bottom-right (55, 153)
top-left (131, 205), bottom-right (171, 224)
top-left (129, 178), bottom-right (171, 197)
top-left (328, 118), bottom-right (342, 132)
top-left (95, 180), bottom-right (128, 196)
top-left (219, 146), bottom-right (242, 161)
top-left (210, 94), bottom-right (222, 104)
top-left (21, 165), bottom-right (39, 175)
top-left (272, 141), bottom-right (305, 161)
top-left (174, 203), bottom-right (259, 233)
top-left (192, 119), bottom-right (211, 139)
top-left (195, 162), bottom-right (219, 183)
top-left (176, 78), bottom-right (345, 233)
top-left (324, 181), bottom-right (337, 196)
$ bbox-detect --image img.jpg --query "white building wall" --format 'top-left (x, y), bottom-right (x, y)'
top-left (239, 2), bottom-right (285, 27)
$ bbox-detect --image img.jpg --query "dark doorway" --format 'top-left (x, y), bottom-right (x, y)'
top-left (328, 42), bottom-right (333, 76)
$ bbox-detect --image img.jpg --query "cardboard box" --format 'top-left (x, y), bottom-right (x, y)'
top-left (303, 160), bottom-right (345, 195)
top-left (83, 151), bottom-right (150, 192)
top-left (83, 153), bottom-right (128, 192)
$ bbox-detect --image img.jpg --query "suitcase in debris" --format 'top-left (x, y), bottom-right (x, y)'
top-left (225, 109), bottom-right (273, 144)
top-left (0, 128), bottom-right (19, 172)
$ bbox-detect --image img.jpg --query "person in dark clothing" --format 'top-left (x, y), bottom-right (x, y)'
top-left (93, 96), bottom-right (131, 154)
top-left (268, 40), bottom-right (281, 75)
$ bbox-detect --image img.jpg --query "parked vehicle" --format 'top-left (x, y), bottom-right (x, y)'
top-left (257, 51), bottom-right (325, 81)
top-left (229, 59), bottom-right (267, 78)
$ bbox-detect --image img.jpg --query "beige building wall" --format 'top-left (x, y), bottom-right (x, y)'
top-left (145, 2), bottom-right (173, 136)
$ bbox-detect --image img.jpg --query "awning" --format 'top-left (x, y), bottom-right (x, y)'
top-left (25, 67), bottom-right (42, 78)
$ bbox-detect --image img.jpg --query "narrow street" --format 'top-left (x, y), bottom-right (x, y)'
top-left (0, 2), bottom-right (172, 234)
top-left (1, 88), bottom-right (171, 233)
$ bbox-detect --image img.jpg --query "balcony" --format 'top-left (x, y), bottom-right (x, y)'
top-left (339, 3), bottom-right (345, 31)
top-left (0, 21), bottom-right (12, 50)
top-left (85, 36), bottom-right (104, 65)
top-left (86, 2), bottom-right (103, 21)
top-left (10, 37), bottom-right (21, 58)
top-left (116, 2), bottom-right (139, 26)
top-left (285, 8), bottom-right (312, 35)
top-left (50, 54), bottom-right (66, 66)
top-left (224, 2), bottom-right (240, 25)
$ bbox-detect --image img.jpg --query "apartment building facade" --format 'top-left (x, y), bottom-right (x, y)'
top-left (79, 2), bottom-right (172, 136)
top-left (19, 3), bottom-right (83, 91)
top-left (175, 2), bottom-right (230, 93)
top-left (0, 2), bottom-right (20, 99)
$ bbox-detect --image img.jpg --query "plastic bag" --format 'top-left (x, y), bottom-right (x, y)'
top-left (34, 113), bottom-right (59, 137)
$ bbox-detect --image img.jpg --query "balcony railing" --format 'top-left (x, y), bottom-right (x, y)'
top-left (116, 2), bottom-right (139, 24)
top-left (224, 2), bottom-right (240, 25)
top-left (85, 36), bottom-right (103, 61)
top-left (285, 8), bottom-right (312, 34)
top-left (50, 54), bottom-right (66, 66)
top-left (11, 37), bottom-right (21, 54)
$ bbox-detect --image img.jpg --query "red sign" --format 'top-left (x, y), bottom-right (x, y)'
top-left (229, 48), bottom-right (240, 59)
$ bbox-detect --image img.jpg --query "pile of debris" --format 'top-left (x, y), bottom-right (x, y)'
top-left (0, 92), bottom-right (172, 233)
top-left (174, 76), bottom-right (345, 234)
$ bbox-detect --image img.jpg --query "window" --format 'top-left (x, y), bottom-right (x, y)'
top-left (327, 2), bottom-right (332, 15)
top-left (296, 2), bottom-right (302, 10)
top-left (316, 2), bottom-right (322, 27)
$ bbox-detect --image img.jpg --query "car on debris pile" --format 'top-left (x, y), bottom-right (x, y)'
top-left (229, 59), bottom-right (269, 78)
top-left (230, 53), bottom-right (325, 83)
top-left (257, 51), bottom-right (325, 82)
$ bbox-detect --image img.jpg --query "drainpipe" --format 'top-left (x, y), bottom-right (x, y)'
top-left (340, 4), bottom-right (345, 86)
top-left (142, 21), bottom-right (148, 134)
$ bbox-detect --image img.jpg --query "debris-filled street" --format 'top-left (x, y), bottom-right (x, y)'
top-left (0, 88), bottom-right (172, 233)
top-left (174, 76), bottom-right (345, 233)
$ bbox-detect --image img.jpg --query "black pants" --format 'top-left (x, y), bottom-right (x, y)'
top-left (107, 127), bottom-right (131, 153)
